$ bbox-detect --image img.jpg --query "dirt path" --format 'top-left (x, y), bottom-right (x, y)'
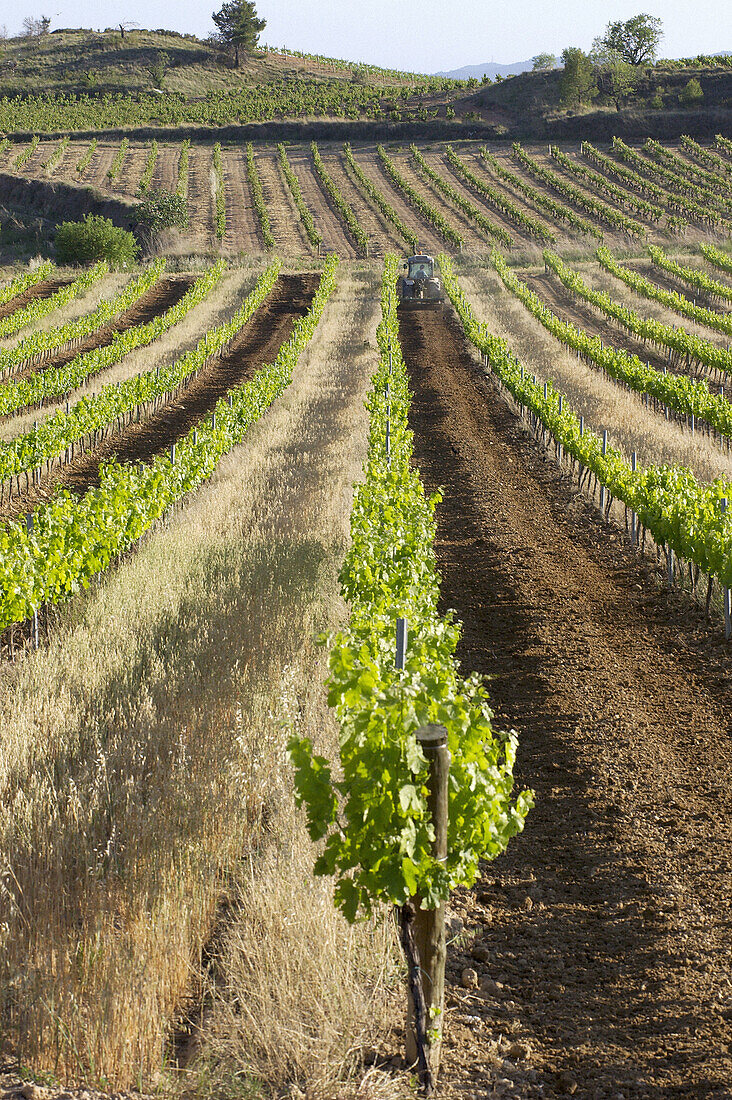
top-left (399, 304), bottom-right (732, 1100)
top-left (3, 276), bottom-right (195, 387)
top-left (355, 151), bottom-right (445, 255)
top-left (151, 143), bottom-right (179, 193)
top-left (0, 277), bottom-right (73, 323)
top-left (1, 275), bottom-right (318, 521)
top-left (186, 146), bottom-right (216, 253)
top-left (114, 144), bottom-right (145, 198)
top-left (255, 150), bottom-right (314, 256)
top-left (222, 149), bottom-right (262, 254)
top-left (286, 150), bottom-right (356, 257)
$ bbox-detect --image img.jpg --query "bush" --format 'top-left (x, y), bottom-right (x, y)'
top-left (680, 77), bottom-right (704, 105)
top-left (55, 214), bottom-right (139, 267)
top-left (650, 92), bottom-right (664, 109)
top-left (137, 189), bottom-right (188, 234)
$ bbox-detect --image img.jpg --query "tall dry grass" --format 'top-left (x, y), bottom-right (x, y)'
top-left (459, 265), bottom-right (732, 484)
top-left (0, 265), bottom-right (402, 1096)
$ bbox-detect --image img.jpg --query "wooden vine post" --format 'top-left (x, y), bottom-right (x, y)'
top-left (402, 722), bottom-right (450, 1089)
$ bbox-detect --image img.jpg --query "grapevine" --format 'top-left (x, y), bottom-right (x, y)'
top-left (649, 245), bottom-right (732, 305)
top-left (289, 252), bottom-right (532, 923)
top-left (410, 145), bottom-right (513, 248)
top-left (311, 141), bottom-right (369, 254)
top-left (0, 261), bottom-right (164, 380)
top-left (480, 148), bottom-right (601, 238)
top-left (445, 146), bottom-right (554, 243)
top-left (246, 142), bottom-right (275, 250)
top-left (0, 263), bottom-right (107, 342)
top-left (642, 138), bottom-right (732, 202)
top-left (597, 246), bottom-right (732, 337)
top-left (492, 249), bottom-right (732, 440)
top-left (107, 138), bottom-right (129, 183)
top-left (513, 143), bottom-right (645, 237)
top-left (176, 139), bottom-right (191, 200)
top-left (213, 142), bottom-right (226, 241)
top-left (75, 138), bottom-right (97, 176)
top-left (0, 261), bottom-right (55, 310)
top-left (376, 145), bottom-right (464, 249)
top-left (42, 137), bottom-right (69, 177)
top-left (343, 143), bottom-right (418, 251)
top-left (681, 136), bottom-right (732, 178)
top-left (716, 135), bottom-right (732, 158)
top-left (0, 260), bottom-right (280, 490)
top-left (440, 253), bottom-right (732, 589)
top-left (277, 143), bottom-right (321, 250)
top-left (0, 257), bottom-right (338, 633)
top-left (12, 136), bottom-right (39, 171)
top-left (548, 145), bottom-right (667, 225)
top-left (136, 141), bottom-right (158, 196)
top-left (700, 243), bottom-right (732, 277)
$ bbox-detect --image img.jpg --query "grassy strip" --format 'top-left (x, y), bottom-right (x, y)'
top-left (597, 246), bottom-right (732, 337)
top-left (311, 141), bottom-right (369, 254)
top-left (42, 136), bottom-right (69, 177)
top-left (480, 147), bottom-right (601, 239)
top-left (441, 253), bottom-right (732, 588)
top-left (376, 144), bottom-right (464, 249)
top-left (343, 142), bottom-right (418, 251)
top-left (544, 249), bottom-right (732, 377)
top-left (246, 142), bottom-right (275, 249)
top-left (0, 256), bottom-right (337, 630)
top-left (513, 143), bottom-right (645, 237)
top-left (410, 145), bottom-right (513, 247)
top-left (548, 145), bottom-right (670, 226)
top-left (0, 262), bottom-right (107, 342)
top-left (75, 137), bottom-right (97, 175)
top-left (493, 248), bottom-right (732, 438)
top-left (649, 245), bottom-right (732, 305)
top-left (446, 146), bottom-right (553, 243)
top-left (0, 261), bottom-right (164, 377)
top-left (0, 263), bottom-right (218, 417)
top-left (12, 135), bottom-right (39, 170)
top-left (0, 260), bottom-right (277, 487)
top-left (107, 138), bottom-right (129, 183)
top-left (701, 243), bottom-right (732, 277)
top-left (0, 260), bottom-right (55, 309)
top-left (213, 142), bottom-right (226, 241)
top-left (136, 140), bottom-right (158, 196)
top-left (277, 142), bottom-right (322, 250)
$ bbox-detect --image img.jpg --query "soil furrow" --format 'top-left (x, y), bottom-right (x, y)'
top-left (222, 148), bottom-right (262, 253)
top-left (356, 151), bottom-right (445, 254)
top-left (2, 274), bottom-right (318, 518)
top-left (324, 150), bottom-right (403, 256)
top-left (255, 150), bottom-right (314, 255)
top-left (5, 276), bottom-right (195, 385)
top-left (400, 304), bottom-right (732, 1100)
top-left (0, 277), bottom-right (73, 322)
top-left (286, 151), bottom-right (356, 257)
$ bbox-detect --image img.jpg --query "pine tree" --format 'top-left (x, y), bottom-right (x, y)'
top-left (211, 0), bottom-right (265, 68)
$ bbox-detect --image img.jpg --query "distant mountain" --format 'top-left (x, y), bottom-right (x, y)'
top-left (434, 59), bottom-right (542, 80)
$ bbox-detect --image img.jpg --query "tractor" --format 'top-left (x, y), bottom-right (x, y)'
top-left (396, 254), bottom-right (444, 310)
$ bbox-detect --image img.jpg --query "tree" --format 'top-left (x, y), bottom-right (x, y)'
top-left (559, 48), bottom-right (598, 107)
top-left (211, 0), bottom-right (265, 68)
top-left (145, 50), bottom-right (169, 89)
top-left (591, 47), bottom-right (640, 110)
top-left (532, 52), bottom-right (557, 70)
top-left (592, 13), bottom-right (663, 65)
top-left (55, 215), bottom-right (139, 268)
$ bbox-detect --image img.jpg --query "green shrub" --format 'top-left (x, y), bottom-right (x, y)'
top-left (55, 214), bottom-right (139, 267)
top-left (649, 92), bottom-right (664, 109)
top-left (680, 77), bottom-right (704, 105)
top-left (137, 189), bottom-right (188, 233)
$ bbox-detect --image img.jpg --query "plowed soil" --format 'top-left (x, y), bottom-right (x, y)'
top-left (0, 277), bottom-right (72, 322)
top-left (2, 274), bottom-right (318, 519)
top-left (356, 151), bottom-right (445, 255)
top-left (399, 304), bottom-right (732, 1100)
top-left (392, 152), bottom-right (486, 251)
top-left (287, 151), bottom-right (356, 257)
top-left (7, 276), bottom-right (195, 384)
top-left (256, 151), bottom-right (314, 255)
top-left (423, 149), bottom-right (526, 247)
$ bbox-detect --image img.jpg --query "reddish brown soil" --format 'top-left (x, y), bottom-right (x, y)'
top-left (399, 304), bottom-right (732, 1100)
top-left (286, 151), bottom-right (356, 257)
top-left (7, 276), bottom-right (195, 384)
top-left (423, 148), bottom-right (528, 246)
top-left (222, 149), bottom-right (263, 253)
top-left (0, 278), bottom-right (72, 322)
top-left (256, 151), bottom-right (314, 255)
top-left (393, 151), bottom-right (486, 251)
top-left (355, 151), bottom-right (445, 255)
top-left (1, 274), bottom-right (318, 520)
top-left (324, 150), bottom-right (403, 256)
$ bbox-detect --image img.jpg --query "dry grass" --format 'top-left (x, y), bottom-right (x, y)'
top-left (0, 264), bottom-right (403, 1096)
top-left (0, 272), bottom-right (128, 351)
top-left (460, 266), bottom-right (732, 484)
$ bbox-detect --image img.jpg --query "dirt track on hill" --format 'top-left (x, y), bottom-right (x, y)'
top-left (1, 274), bottom-right (318, 521)
top-left (400, 304), bottom-right (732, 1100)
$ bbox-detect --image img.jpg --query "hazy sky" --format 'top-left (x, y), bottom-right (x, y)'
top-left (2, 0), bottom-right (728, 71)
